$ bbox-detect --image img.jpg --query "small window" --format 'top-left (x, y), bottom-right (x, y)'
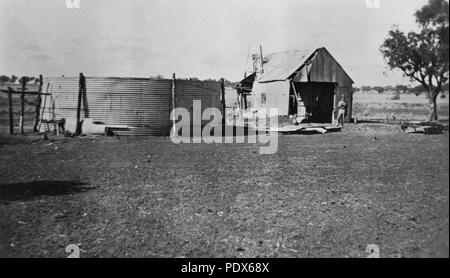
top-left (261, 93), bottom-right (267, 104)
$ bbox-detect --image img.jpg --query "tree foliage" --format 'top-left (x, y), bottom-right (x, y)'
top-left (380, 0), bottom-right (449, 120)
top-left (19, 76), bottom-right (36, 86)
top-left (0, 75), bottom-right (10, 84)
top-left (372, 86), bottom-right (385, 93)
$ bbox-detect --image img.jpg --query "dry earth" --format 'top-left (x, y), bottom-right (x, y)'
top-left (0, 123), bottom-right (448, 258)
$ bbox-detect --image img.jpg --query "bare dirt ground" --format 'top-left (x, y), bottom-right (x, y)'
top-left (0, 123), bottom-right (448, 258)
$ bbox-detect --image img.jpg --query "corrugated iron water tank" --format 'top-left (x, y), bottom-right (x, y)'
top-left (41, 76), bottom-right (222, 136)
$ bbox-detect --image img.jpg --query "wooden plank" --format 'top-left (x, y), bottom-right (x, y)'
top-left (302, 127), bottom-right (327, 134)
top-left (0, 89), bottom-right (48, 95)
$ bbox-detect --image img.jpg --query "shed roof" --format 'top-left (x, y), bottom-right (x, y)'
top-left (258, 48), bottom-right (317, 82)
top-left (256, 47), bottom-right (353, 83)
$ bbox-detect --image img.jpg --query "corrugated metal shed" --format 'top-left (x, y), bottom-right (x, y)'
top-left (240, 47), bottom-right (355, 123)
top-left (41, 76), bottom-right (222, 136)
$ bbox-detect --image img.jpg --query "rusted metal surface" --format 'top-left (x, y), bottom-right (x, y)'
top-left (305, 48), bottom-right (354, 85)
top-left (41, 76), bottom-right (222, 136)
top-left (258, 49), bottom-right (316, 82)
top-left (259, 48), bottom-right (353, 85)
top-left (175, 80), bottom-right (222, 124)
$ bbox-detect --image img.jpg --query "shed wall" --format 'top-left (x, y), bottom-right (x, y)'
top-left (294, 48), bottom-right (353, 87)
top-left (251, 81), bottom-right (290, 116)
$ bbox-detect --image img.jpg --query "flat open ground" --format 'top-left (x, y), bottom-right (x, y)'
top-left (352, 91), bottom-right (449, 121)
top-left (0, 123), bottom-right (448, 258)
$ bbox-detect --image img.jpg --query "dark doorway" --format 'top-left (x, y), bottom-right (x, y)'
top-left (294, 82), bottom-right (336, 123)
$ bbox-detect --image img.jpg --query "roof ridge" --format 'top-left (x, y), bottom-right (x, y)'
top-left (266, 48), bottom-right (318, 56)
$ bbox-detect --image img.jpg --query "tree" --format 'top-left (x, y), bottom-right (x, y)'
top-left (380, 0), bottom-right (449, 120)
top-left (383, 85), bottom-right (394, 91)
top-left (10, 75), bottom-right (18, 83)
top-left (361, 85), bottom-right (372, 92)
top-left (0, 75), bottom-right (10, 84)
top-left (372, 86), bottom-right (385, 93)
top-left (150, 74), bottom-right (165, 80)
top-left (395, 84), bottom-right (410, 94)
top-left (443, 82), bottom-right (449, 91)
top-left (19, 76), bottom-right (36, 88)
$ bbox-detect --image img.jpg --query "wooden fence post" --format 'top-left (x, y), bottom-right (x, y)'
top-left (82, 76), bottom-right (89, 118)
top-left (171, 73), bottom-right (176, 137)
top-left (76, 73), bottom-right (85, 135)
top-left (33, 75), bottom-right (43, 132)
top-left (8, 88), bottom-right (13, 134)
top-left (220, 78), bottom-right (226, 128)
top-left (38, 83), bottom-right (49, 133)
top-left (20, 80), bottom-right (25, 134)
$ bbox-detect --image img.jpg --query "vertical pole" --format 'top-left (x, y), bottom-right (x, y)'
top-left (20, 79), bottom-right (25, 134)
top-left (82, 76), bottom-right (89, 118)
top-left (332, 83), bottom-right (338, 125)
top-left (220, 78), bottom-right (226, 128)
top-left (38, 83), bottom-right (49, 132)
top-left (259, 45), bottom-right (264, 72)
top-left (8, 88), bottom-right (14, 134)
top-left (76, 73), bottom-right (84, 135)
top-left (290, 80), bottom-right (300, 115)
top-left (52, 99), bottom-right (58, 135)
top-left (171, 73), bottom-right (176, 137)
top-left (33, 75), bottom-right (43, 132)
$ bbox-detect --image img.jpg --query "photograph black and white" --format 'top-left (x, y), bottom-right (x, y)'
top-left (0, 0), bottom-right (448, 261)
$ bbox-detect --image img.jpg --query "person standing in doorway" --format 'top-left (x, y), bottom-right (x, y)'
top-left (335, 95), bottom-right (347, 127)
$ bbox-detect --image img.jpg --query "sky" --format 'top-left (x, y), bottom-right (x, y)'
top-left (0, 0), bottom-right (430, 86)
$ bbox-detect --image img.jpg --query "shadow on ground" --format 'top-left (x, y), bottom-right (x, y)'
top-left (0, 180), bottom-right (95, 201)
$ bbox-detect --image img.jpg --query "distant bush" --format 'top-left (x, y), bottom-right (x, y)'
top-left (372, 86), bottom-right (385, 93)
top-left (149, 74), bottom-right (165, 80)
top-left (390, 93), bottom-right (401, 100)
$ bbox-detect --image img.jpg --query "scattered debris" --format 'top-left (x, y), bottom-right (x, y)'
top-left (401, 121), bottom-right (447, 135)
top-left (260, 123), bottom-right (342, 135)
